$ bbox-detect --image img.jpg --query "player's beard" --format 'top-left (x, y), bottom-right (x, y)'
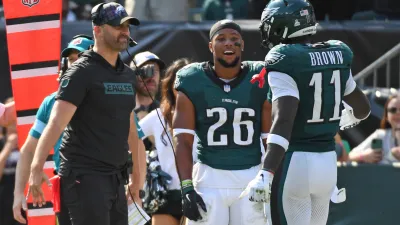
top-left (217, 56), bottom-right (240, 68)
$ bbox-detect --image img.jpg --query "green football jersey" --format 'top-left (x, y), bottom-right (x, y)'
top-left (175, 61), bottom-right (269, 170)
top-left (266, 40), bottom-right (353, 153)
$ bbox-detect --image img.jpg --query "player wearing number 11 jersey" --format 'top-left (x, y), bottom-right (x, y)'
top-left (245, 1), bottom-right (371, 225)
top-left (172, 20), bottom-right (271, 225)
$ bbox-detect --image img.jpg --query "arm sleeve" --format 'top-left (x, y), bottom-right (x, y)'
top-left (138, 109), bottom-right (159, 139)
top-left (344, 70), bottom-right (357, 96)
top-left (268, 71), bottom-right (299, 102)
top-left (29, 97), bottom-right (50, 139)
top-left (134, 112), bottom-right (145, 139)
top-left (56, 65), bottom-right (89, 106)
top-left (174, 72), bottom-right (189, 97)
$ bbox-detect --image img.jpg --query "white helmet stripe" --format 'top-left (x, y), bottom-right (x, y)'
top-left (287, 24), bottom-right (318, 38)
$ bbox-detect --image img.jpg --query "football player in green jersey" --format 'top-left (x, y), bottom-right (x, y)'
top-left (244, 1), bottom-right (371, 225)
top-left (172, 20), bottom-right (271, 225)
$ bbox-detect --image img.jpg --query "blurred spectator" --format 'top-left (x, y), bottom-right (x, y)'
top-left (139, 58), bottom-right (192, 225)
top-left (335, 133), bottom-right (350, 162)
top-left (349, 94), bottom-right (400, 164)
top-left (0, 101), bottom-right (16, 127)
top-left (125, 0), bottom-right (190, 22)
top-left (0, 97), bottom-right (22, 225)
top-left (69, 0), bottom-right (102, 20)
top-left (131, 51), bottom-right (165, 150)
top-left (202, 0), bottom-right (248, 20)
top-left (0, 127), bottom-right (4, 141)
top-left (62, 0), bottom-right (77, 21)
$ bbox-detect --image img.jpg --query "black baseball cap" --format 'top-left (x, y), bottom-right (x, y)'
top-left (91, 2), bottom-right (140, 27)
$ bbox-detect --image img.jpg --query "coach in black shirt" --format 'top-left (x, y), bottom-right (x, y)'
top-left (28, 3), bottom-right (142, 225)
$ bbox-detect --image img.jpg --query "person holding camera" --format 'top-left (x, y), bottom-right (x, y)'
top-left (131, 51), bottom-right (165, 150)
top-left (27, 3), bottom-right (144, 225)
top-left (139, 58), bottom-right (192, 225)
top-left (350, 94), bottom-right (400, 164)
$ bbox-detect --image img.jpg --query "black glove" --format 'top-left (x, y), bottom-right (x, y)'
top-left (181, 180), bottom-right (207, 221)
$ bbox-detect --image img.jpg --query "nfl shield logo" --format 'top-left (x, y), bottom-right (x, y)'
top-left (22, 0), bottom-right (40, 7)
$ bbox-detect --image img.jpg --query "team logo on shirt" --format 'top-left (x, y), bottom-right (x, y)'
top-left (22, 0), bottom-right (39, 7)
top-left (71, 38), bottom-right (83, 45)
top-left (61, 79), bottom-right (70, 88)
top-left (265, 52), bottom-right (285, 65)
top-left (104, 83), bottom-right (134, 95)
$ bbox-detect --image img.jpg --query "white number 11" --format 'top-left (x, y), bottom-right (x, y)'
top-left (307, 70), bottom-right (341, 123)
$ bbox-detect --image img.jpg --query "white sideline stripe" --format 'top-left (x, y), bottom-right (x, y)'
top-left (11, 66), bottom-right (59, 79)
top-left (28, 208), bottom-right (54, 217)
top-left (6, 20), bottom-right (60, 34)
top-left (44, 161), bottom-right (55, 169)
top-left (17, 116), bottom-right (36, 125)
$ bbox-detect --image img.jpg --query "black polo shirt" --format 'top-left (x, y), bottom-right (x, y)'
top-left (56, 50), bottom-right (136, 175)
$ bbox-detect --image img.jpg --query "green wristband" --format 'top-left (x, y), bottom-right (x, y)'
top-left (181, 179), bottom-right (194, 195)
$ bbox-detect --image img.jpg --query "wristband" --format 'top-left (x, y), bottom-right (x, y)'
top-left (181, 179), bottom-right (194, 195)
top-left (262, 168), bottom-right (275, 175)
top-left (261, 133), bottom-right (269, 139)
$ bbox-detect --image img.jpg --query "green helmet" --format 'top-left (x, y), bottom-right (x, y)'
top-left (259, 0), bottom-right (317, 49)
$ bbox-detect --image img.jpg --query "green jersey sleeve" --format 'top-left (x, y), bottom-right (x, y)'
top-left (265, 45), bottom-right (295, 103)
top-left (245, 60), bottom-right (270, 101)
top-left (174, 62), bottom-right (203, 101)
top-left (264, 44), bottom-right (294, 75)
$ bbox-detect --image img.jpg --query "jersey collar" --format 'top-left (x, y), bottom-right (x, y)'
top-left (203, 61), bottom-right (249, 92)
top-left (81, 50), bottom-right (125, 73)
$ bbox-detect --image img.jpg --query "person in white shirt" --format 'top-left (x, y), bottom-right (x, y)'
top-left (350, 94), bottom-right (400, 164)
top-left (139, 58), bottom-right (192, 225)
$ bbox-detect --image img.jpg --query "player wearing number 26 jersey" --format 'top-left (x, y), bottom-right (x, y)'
top-left (173, 20), bottom-right (272, 225)
top-left (245, 1), bottom-right (371, 225)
